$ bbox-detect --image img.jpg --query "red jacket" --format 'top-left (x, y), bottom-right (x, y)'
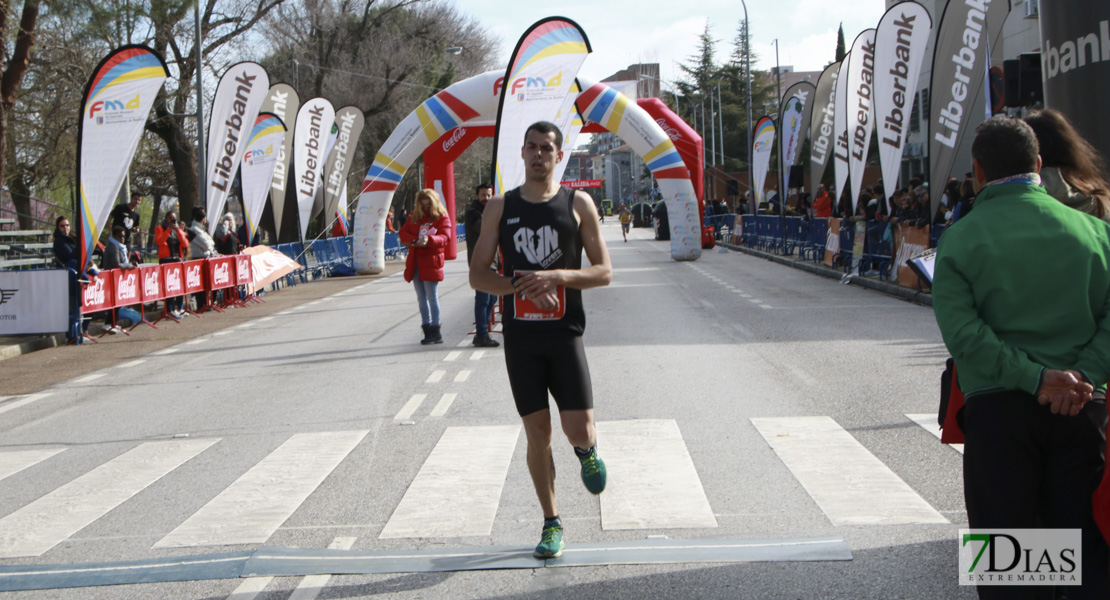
top-left (400, 213), bottom-right (451, 282)
top-left (813, 192), bottom-right (832, 218)
top-left (155, 224), bottom-right (189, 260)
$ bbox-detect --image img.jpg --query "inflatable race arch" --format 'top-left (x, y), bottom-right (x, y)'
top-left (352, 70), bottom-right (705, 275)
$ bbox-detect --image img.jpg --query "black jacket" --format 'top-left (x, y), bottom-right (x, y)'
top-left (53, 230), bottom-right (79, 269)
top-left (463, 199), bottom-right (484, 266)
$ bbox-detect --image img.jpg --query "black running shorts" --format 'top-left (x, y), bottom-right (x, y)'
top-left (502, 330), bottom-right (594, 417)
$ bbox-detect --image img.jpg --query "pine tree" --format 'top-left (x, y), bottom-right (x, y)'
top-left (835, 23), bottom-right (846, 62)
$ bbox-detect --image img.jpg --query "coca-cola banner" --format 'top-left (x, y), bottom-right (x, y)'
top-left (808, 61), bottom-right (842, 195)
top-left (235, 254), bottom-right (252, 286)
top-left (183, 260), bottom-right (207, 295)
top-left (113, 269), bottom-right (141, 307)
top-left (138, 264), bottom-right (163, 302)
top-left (207, 256), bottom-right (236, 291)
top-left (928, 0), bottom-right (1010, 218)
top-left (205, 62), bottom-right (269, 234)
top-left (81, 273), bottom-right (115, 314)
top-left (1039, 1), bottom-right (1110, 160)
top-left (162, 262), bottom-right (185, 297)
top-left (875, 2), bottom-right (932, 210)
top-left (0, 270), bottom-right (69, 335)
top-left (845, 28), bottom-right (877, 212)
top-left (260, 84), bottom-right (299, 240)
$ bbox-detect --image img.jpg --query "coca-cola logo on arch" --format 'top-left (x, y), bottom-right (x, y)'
top-left (442, 127), bottom-right (468, 153)
top-left (654, 118), bottom-right (682, 141)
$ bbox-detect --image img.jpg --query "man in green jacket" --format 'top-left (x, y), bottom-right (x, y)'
top-left (933, 116), bottom-right (1109, 599)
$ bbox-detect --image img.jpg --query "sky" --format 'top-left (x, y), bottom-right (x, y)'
top-left (451, 0), bottom-right (889, 85)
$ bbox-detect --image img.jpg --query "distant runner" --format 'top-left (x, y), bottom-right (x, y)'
top-left (618, 203), bottom-right (632, 242)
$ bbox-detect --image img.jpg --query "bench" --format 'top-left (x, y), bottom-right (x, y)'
top-left (0, 229), bottom-right (49, 239)
top-left (0, 257), bottom-right (52, 270)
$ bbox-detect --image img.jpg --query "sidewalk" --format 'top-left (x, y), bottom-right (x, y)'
top-left (716, 240), bottom-right (933, 307)
top-left (0, 262), bottom-right (404, 396)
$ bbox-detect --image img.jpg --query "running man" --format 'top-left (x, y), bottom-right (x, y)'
top-left (618, 203), bottom-right (632, 242)
top-left (470, 121), bottom-right (612, 559)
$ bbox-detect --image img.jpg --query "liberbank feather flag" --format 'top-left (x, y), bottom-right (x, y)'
top-left (76, 45), bottom-right (168, 271)
top-left (833, 50), bottom-right (852, 202)
top-left (845, 29), bottom-right (877, 211)
top-left (240, 113), bottom-right (286, 243)
top-left (752, 116), bottom-right (776, 201)
top-left (205, 62), bottom-right (269, 233)
top-left (875, 2), bottom-right (932, 211)
top-left (321, 106), bottom-right (364, 231)
top-left (928, 0), bottom-right (1011, 218)
top-left (260, 83), bottom-right (299, 239)
top-left (779, 81), bottom-right (816, 194)
top-left (294, 97), bottom-right (335, 240)
top-left (492, 17), bottom-right (591, 193)
top-left (808, 61), bottom-right (841, 195)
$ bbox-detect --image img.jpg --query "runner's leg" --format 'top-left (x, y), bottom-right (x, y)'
top-left (522, 409), bottom-right (557, 519)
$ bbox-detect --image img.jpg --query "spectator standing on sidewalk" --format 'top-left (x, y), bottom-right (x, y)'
top-left (52, 215), bottom-right (78, 269)
top-left (1025, 108), bottom-right (1110, 224)
top-left (155, 212), bottom-right (189, 318)
top-left (933, 116), bottom-right (1110, 599)
top-left (109, 192), bottom-right (143, 252)
top-left (464, 183), bottom-right (500, 348)
top-left (400, 188), bottom-right (450, 345)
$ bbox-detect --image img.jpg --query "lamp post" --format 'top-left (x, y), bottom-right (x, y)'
top-left (740, 0), bottom-right (753, 216)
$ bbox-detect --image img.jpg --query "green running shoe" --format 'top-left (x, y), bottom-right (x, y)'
top-left (534, 522), bottom-right (564, 559)
top-left (578, 446), bottom-right (607, 494)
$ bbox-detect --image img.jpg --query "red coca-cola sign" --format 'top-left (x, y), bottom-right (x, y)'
top-left (563, 179), bottom-right (603, 189)
top-left (162, 263), bottom-right (185, 296)
top-left (139, 264), bottom-right (163, 302)
top-left (114, 269), bottom-right (141, 306)
top-left (80, 275), bottom-right (114, 314)
top-left (183, 259), bottom-right (206, 294)
top-left (441, 127), bottom-right (467, 153)
top-left (207, 256), bottom-right (235, 290)
top-left (235, 254), bottom-right (252, 285)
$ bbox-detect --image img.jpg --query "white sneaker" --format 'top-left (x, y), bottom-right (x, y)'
top-left (106, 326), bottom-right (122, 335)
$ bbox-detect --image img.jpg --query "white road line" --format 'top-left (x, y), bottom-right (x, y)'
top-left (906, 414), bottom-right (964, 454)
top-left (470, 351), bottom-right (485, 361)
top-left (751, 416), bottom-right (948, 525)
top-left (288, 537), bottom-right (357, 600)
top-left (698, 299), bottom-right (713, 309)
top-left (257, 317), bottom-right (274, 323)
top-left (738, 292), bottom-right (751, 297)
top-left (394, 394), bottom-right (427, 421)
top-left (456, 338), bottom-right (470, 347)
top-left (444, 351), bottom-right (462, 362)
top-left (597, 420), bottom-right (718, 530)
top-left (184, 339), bottom-right (206, 345)
top-left (430, 393), bottom-right (457, 417)
top-left (426, 370), bottom-right (445, 384)
top-left (226, 575), bottom-right (272, 600)
top-left (117, 359), bottom-right (146, 369)
top-left (237, 322), bottom-right (255, 329)
top-left (0, 448), bottom-right (65, 482)
top-left (0, 439), bottom-right (219, 558)
top-left (454, 370), bottom-right (471, 383)
top-left (155, 431), bottom-right (368, 548)
top-left (75, 373), bottom-right (105, 383)
top-left (0, 393), bottom-right (51, 416)
top-left (747, 298), bottom-right (761, 303)
top-left (212, 331), bottom-right (231, 337)
top-left (759, 304), bottom-right (774, 309)
top-left (380, 425), bottom-right (519, 538)
top-left (152, 349), bottom-right (179, 356)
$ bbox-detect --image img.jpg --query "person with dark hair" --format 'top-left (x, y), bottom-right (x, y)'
top-left (155, 211), bottom-right (189, 318)
top-left (933, 115), bottom-right (1110, 599)
top-left (813, 184), bottom-right (832, 218)
top-left (950, 177), bottom-right (976, 224)
top-left (400, 188), bottom-right (451, 345)
top-left (187, 207), bottom-right (217, 260)
top-left (109, 192), bottom-right (142, 251)
top-left (464, 183), bottom-right (499, 347)
top-left (52, 215), bottom-right (79, 269)
top-left (470, 120), bottom-right (612, 560)
top-left (1025, 108), bottom-right (1110, 223)
top-left (214, 213), bottom-right (240, 255)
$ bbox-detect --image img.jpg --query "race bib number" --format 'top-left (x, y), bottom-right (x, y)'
top-left (512, 270), bottom-right (565, 321)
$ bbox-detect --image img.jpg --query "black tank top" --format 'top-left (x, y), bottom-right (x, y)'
top-left (499, 185), bottom-right (585, 334)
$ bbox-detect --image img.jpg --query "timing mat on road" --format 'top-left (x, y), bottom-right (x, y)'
top-left (0, 537), bottom-right (851, 591)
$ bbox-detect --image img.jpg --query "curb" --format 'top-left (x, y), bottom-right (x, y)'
top-left (0, 332), bottom-right (67, 362)
top-left (717, 241), bottom-right (933, 307)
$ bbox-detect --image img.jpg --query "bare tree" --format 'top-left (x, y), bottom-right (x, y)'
top-left (0, 0), bottom-right (41, 228)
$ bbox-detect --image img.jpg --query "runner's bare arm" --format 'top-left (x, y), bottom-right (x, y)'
top-left (469, 195), bottom-right (516, 295)
top-left (513, 191), bottom-right (612, 297)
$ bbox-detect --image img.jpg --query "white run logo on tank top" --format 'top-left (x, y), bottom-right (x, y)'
top-left (513, 225), bottom-right (563, 268)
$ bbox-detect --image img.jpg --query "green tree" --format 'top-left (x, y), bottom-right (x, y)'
top-left (835, 23), bottom-right (846, 62)
top-left (0, 0), bottom-right (42, 229)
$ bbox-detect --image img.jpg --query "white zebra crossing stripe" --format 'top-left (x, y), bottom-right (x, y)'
top-left (596, 420), bottom-right (718, 530)
top-left (226, 575), bottom-right (272, 600)
top-left (429, 393), bottom-right (457, 417)
top-left (0, 439), bottom-right (218, 558)
top-left (394, 394), bottom-right (427, 420)
top-left (906, 413), bottom-right (964, 454)
top-left (288, 537), bottom-right (356, 600)
top-left (379, 425), bottom-right (520, 539)
top-left (0, 393), bottom-right (51, 416)
top-left (0, 448), bottom-right (65, 482)
top-left (155, 431), bottom-right (368, 548)
top-left (751, 416), bottom-right (948, 525)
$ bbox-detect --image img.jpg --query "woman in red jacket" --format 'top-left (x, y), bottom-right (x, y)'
top-left (155, 211), bottom-right (190, 318)
top-left (400, 189), bottom-right (451, 344)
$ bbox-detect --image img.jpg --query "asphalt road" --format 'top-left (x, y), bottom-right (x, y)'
top-left (0, 222), bottom-right (971, 599)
